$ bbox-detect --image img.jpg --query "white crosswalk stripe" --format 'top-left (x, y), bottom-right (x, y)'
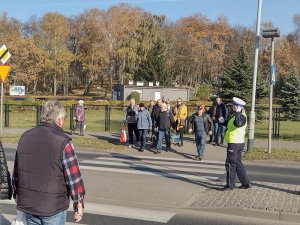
top-left (0, 200), bottom-right (175, 224)
top-left (79, 154), bottom-right (226, 183)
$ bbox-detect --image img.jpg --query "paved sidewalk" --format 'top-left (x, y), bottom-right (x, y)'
top-left (192, 182), bottom-right (300, 213)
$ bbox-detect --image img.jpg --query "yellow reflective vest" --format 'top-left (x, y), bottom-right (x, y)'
top-left (225, 114), bottom-right (247, 144)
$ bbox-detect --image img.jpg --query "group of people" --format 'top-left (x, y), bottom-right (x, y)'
top-left (123, 96), bottom-right (230, 159)
top-left (124, 96), bottom-right (251, 190)
top-left (124, 97), bottom-right (183, 154)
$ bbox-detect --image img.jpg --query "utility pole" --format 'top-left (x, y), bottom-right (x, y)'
top-left (247, 0), bottom-right (262, 151)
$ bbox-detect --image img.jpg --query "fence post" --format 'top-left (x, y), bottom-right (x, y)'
top-left (4, 104), bottom-right (9, 127)
top-left (277, 108), bottom-right (281, 138)
top-left (36, 105), bottom-right (41, 125)
top-left (104, 105), bottom-right (108, 131)
top-left (108, 105), bottom-right (111, 131)
top-left (70, 106), bottom-right (73, 131)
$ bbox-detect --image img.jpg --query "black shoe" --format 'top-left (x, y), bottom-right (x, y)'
top-left (138, 148), bottom-right (144, 152)
top-left (222, 185), bottom-right (235, 190)
top-left (207, 141), bottom-right (212, 144)
top-left (195, 155), bottom-right (199, 159)
top-left (154, 150), bottom-right (161, 154)
top-left (238, 184), bottom-right (251, 189)
top-left (198, 156), bottom-right (203, 161)
top-left (166, 147), bottom-right (171, 152)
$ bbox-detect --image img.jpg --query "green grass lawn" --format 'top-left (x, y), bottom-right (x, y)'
top-left (244, 148), bottom-right (300, 161)
top-left (1, 133), bottom-right (126, 151)
top-left (255, 120), bottom-right (300, 141)
top-left (5, 107), bottom-right (124, 132)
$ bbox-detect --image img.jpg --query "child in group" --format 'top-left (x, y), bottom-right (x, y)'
top-left (189, 105), bottom-right (213, 161)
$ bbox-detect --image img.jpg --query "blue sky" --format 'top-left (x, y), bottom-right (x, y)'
top-left (1, 0), bottom-right (299, 34)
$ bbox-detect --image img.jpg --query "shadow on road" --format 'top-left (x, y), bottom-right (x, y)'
top-left (105, 152), bottom-right (223, 190)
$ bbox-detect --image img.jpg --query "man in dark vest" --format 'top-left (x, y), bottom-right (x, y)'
top-left (12, 101), bottom-right (85, 224)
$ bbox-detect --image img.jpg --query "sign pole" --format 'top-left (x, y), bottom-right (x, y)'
top-left (268, 37), bottom-right (275, 154)
top-left (0, 82), bottom-right (3, 136)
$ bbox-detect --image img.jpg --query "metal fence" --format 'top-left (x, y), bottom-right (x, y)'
top-left (2, 104), bottom-right (300, 140)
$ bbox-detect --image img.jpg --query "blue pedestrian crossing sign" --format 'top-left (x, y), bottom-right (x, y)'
top-left (271, 64), bottom-right (276, 85)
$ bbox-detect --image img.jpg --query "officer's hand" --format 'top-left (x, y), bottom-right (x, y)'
top-left (208, 131), bottom-right (213, 136)
top-left (188, 128), bottom-right (193, 133)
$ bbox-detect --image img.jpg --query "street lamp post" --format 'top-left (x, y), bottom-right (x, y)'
top-left (262, 28), bottom-right (280, 154)
top-left (247, 0), bottom-right (263, 152)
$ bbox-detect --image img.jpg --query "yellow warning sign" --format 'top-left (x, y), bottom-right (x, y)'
top-left (0, 45), bottom-right (11, 64)
top-left (0, 65), bottom-right (10, 82)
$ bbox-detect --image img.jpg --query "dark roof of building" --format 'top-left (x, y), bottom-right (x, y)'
top-left (113, 84), bottom-right (189, 90)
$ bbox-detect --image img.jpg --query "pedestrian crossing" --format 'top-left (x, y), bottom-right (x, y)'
top-left (79, 153), bottom-right (226, 183)
top-left (1, 154), bottom-right (226, 225)
top-left (0, 200), bottom-right (175, 225)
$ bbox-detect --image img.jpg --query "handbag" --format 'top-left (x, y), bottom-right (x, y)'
top-left (11, 210), bottom-right (27, 225)
top-left (120, 127), bottom-right (127, 143)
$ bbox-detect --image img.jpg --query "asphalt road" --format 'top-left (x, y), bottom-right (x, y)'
top-left (1, 203), bottom-right (298, 225)
top-left (4, 146), bottom-right (300, 185)
top-left (2, 146), bottom-right (300, 225)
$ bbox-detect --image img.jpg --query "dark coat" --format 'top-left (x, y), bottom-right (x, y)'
top-left (0, 140), bottom-right (12, 200)
top-left (157, 111), bottom-right (175, 131)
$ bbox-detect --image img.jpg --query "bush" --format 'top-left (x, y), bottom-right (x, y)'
top-left (126, 91), bottom-right (140, 102)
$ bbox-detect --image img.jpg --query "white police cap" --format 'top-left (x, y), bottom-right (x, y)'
top-left (233, 97), bottom-right (246, 107)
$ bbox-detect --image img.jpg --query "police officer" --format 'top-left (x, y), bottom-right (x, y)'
top-left (224, 97), bottom-right (251, 190)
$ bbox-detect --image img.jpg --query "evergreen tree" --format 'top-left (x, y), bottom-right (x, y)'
top-left (137, 35), bottom-right (169, 85)
top-left (217, 46), bottom-right (267, 101)
top-left (279, 69), bottom-right (300, 120)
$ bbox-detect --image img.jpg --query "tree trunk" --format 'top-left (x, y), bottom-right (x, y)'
top-left (53, 73), bottom-right (57, 96)
top-left (33, 79), bottom-right (38, 94)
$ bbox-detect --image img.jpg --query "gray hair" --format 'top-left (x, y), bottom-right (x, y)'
top-left (40, 101), bottom-right (66, 124)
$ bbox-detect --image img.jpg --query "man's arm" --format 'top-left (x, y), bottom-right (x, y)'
top-left (62, 141), bottom-right (85, 221)
top-left (12, 152), bottom-right (18, 199)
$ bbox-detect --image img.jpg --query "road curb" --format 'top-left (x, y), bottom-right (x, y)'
top-left (187, 207), bottom-right (300, 223)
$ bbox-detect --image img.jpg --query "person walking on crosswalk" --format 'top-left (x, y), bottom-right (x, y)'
top-left (188, 105), bottom-right (213, 161)
top-left (223, 97), bottom-right (251, 190)
top-left (155, 103), bottom-right (175, 154)
top-left (137, 103), bottom-right (152, 152)
top-left (12, 101), bottom-right (85, 224)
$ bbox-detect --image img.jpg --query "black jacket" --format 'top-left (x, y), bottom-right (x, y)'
top-left (157, 111), bottom-right (175, 131)
top-left (0, 140), bottom-right (12, 200)
top-left (151, 104), bottom-right (161, 125)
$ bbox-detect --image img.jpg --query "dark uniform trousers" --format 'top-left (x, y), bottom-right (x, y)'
top-left (225, 143), bottom-right (250, 188)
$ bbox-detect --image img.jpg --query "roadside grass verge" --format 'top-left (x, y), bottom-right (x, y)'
top-left (1, 133), bottom-right (126, 151)
top-left (244, 148), bottom-right (300, 161)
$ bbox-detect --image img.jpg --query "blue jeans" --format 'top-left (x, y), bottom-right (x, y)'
top-left (195, 132), bottom-right (206, 157)
top-left (25, 211), bottom-right (66, 225)
top-left (139, 129), bottom-right (147, 149)
top-left (157, 129), bottom-right (171, 152)
top-left (214, 121), bottom-right (224, 144)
